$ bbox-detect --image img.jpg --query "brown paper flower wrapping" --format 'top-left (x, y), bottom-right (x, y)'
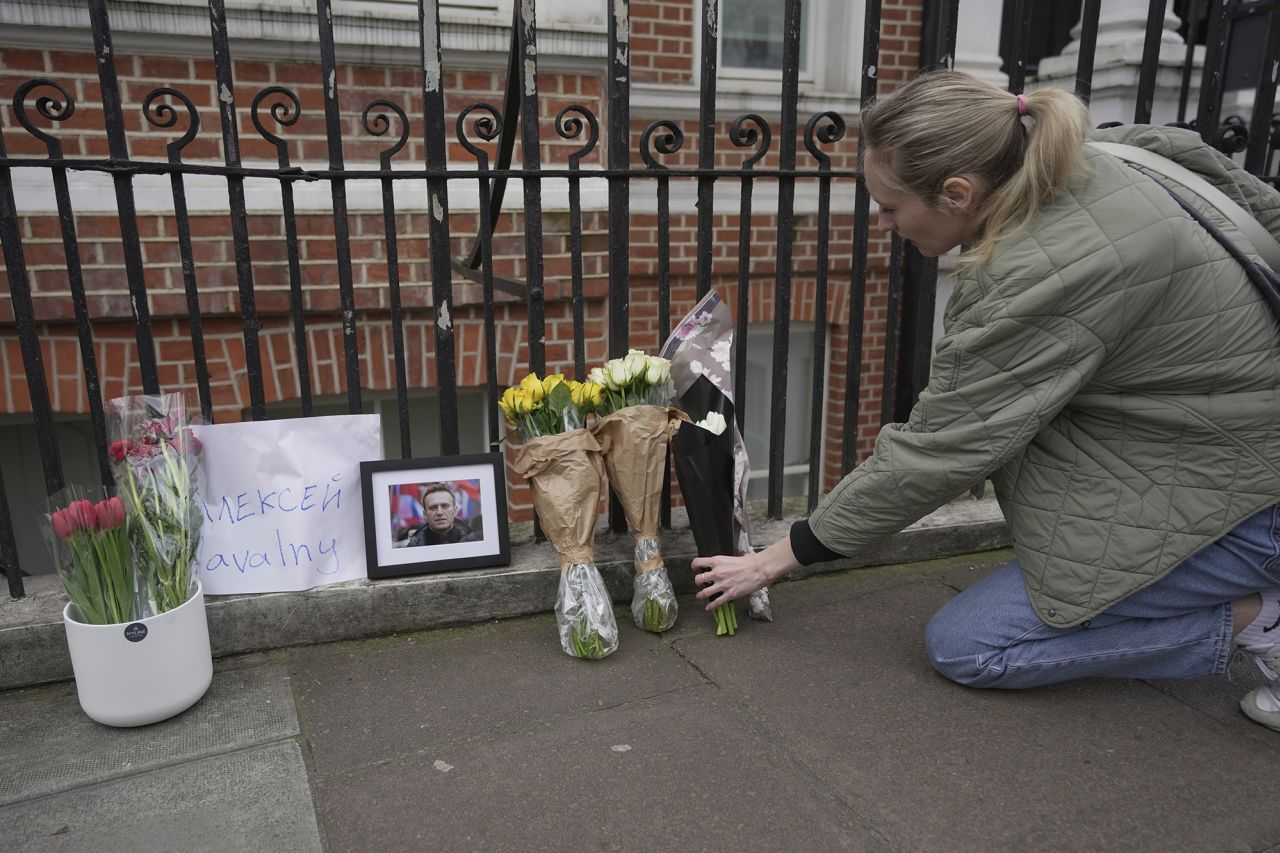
top-left (592, 406), bottom-right (686, 543)
top-left (510, 428), bottom-right (604, 570)
top-left (593, 405), bottom-right (687, 633)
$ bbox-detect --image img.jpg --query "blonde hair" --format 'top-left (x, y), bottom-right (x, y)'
top-left (860, 70), bottom-right (1091, 271)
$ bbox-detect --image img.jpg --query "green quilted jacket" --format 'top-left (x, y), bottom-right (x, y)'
top-left (807, 124), bottom-right (1280, 627)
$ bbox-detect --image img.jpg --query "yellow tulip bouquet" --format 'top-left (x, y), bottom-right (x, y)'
top-left (504, 372), bottom-right (618, 660)
top-left (590, 350), bottom-right (686, 633)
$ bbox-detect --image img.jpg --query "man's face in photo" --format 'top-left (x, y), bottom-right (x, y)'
top-left (424, 488), bottom-right (456, 532)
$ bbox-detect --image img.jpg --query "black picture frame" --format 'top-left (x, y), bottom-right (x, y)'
top-left (360, 452), bottom-right (511, 579)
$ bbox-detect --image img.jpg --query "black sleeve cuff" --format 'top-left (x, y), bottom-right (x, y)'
top-left (789, 519), bottom-right (842, 566)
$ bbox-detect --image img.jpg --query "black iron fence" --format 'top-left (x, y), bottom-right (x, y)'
top-left (2, 0), bottom-right (1278, 599)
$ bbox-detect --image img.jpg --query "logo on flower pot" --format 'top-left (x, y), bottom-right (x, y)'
top-left (123, 623), bottom-right (148, 643)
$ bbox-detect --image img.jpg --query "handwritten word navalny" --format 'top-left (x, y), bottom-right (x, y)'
top-left (201, 473), bottom-right (344, 576)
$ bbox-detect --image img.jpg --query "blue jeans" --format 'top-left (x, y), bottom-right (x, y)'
top-left (925, 503), bottom-right (1280, 689)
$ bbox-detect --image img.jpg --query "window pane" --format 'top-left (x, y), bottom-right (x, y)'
top-left (741, 324), bottom-right (815, 501)
top-left (721, 0), bottom-right (809, 72)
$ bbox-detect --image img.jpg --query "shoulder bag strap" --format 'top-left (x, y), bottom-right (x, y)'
top-left (1086, 141), bottom-right (1280, 272)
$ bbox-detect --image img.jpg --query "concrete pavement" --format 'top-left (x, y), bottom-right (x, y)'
top-left (3, 548), bottom-right (1277, 852)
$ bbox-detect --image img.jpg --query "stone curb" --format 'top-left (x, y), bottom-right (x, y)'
top-left (0, 498), bottom-right (1008, 690)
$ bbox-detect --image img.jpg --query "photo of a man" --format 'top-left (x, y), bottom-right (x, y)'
top-left (402, 481), bottom-right (482, 546)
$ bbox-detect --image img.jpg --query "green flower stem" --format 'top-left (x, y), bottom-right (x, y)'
top-left (117, 440), bottom-right (198, 615)
top-left (712, 602), bottom-right (736, 637)
top-left (571, 623), bottom-right (606, 659)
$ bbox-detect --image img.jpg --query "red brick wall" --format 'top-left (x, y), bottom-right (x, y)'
top-left (0, 0), bottom-right (925, 522)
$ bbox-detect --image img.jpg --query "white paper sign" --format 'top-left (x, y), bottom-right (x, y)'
top-left (191, 414), bottom-right (382, 594)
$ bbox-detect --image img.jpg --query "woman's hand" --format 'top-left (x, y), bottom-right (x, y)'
top-left (691, 536), bottom-right (800, 610)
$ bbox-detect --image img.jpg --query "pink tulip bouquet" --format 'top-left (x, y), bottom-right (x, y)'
top-left (42, 489), bottom-right (135, 625)
top-left (107, 392), bottom-right (204, 615)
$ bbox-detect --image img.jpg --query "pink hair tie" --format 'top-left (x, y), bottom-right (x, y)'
top-left (1016, 93), bottom-right (1028, 116)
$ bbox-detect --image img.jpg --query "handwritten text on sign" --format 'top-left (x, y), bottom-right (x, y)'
top-left (192, 414), bottom-right (382, 594)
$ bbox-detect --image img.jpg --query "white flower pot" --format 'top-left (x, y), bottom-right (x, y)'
top-left (62, 581), bottom-right (213, 727)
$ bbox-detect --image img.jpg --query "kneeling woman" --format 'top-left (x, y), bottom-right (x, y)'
top-left (692, 71), bottom-right (1280, 732)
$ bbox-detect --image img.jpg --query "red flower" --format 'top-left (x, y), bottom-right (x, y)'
top-left (49, 508), bottom-right (76, 539)
top-left (68, 499), bottom-right (98, 532)
top-left (108, 439), bottom-right (131, 464)
top-left (166, 427), bottom-right (204, 455)
top-left (95, 496), bottom-right (126, 530)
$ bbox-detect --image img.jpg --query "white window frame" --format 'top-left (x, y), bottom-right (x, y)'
top-left (703, 0), bottom-right (864, 101)
top-left (715, 0), bottom-right (816, 86)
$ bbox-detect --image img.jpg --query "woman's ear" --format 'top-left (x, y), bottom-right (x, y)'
top-left (941, 176), bottom-right (979, 211)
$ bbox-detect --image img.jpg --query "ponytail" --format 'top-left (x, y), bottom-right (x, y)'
top-left (860, 71), bottom-right (1091, 271)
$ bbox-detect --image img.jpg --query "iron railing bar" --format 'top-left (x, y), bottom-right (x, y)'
top-left (0, 128), bottom-right (59, 597)
top-left (806, 165), bottom-right (832, 514)
top-left (843, 0), bottom-right (881, 474)
top-left (1244, 10), bottom-right (1280, 174)
top-left (1008, 0), bottom-right (1032, 93)
top-left (375, 153), bottom-right (413, 459)
top-left (766, 0), bottom-right (803, 519)
top-left (1134, 0), bottom-right (1168, 124)
top-left (0, 158), bottom-right (867, 180)
top-left (1177, 0), bottom-right (1205, 122)
top-left (844, 181), bottom-right (871, 472)
top-left (567, 162), bottom-right (587, 381)
top-left (1075, 0), bottom-right (1102, 104)
top-left (1196, 0), bottom-right (1233, 144)
top-left (479, 182), bottom-right (501, 450)
top-left (0, 465), bottom-right (23, 598)
top-left (517, 0), bottom-right (546, 384)
top-left (316, 0), bottom-right (363, 417)
top-left (275, 146), bottom-right (315, 417)
top-left (656, 170), bottom-right (673, 529)
top-left (896, 242), bottom-right (937, 420)
top-left (450, 258), bottom-right (528, 297)
top-left (157, 113), bottom-right (217, 425)
top-left (464, 8), bottom-right (522, 271)
top-left (695, 0), bottom-right (719, 299)
top-left (732, 162), bottom-right (757, 438)
top-left (39, 130), bottom-right (112, 489)
top-left (89, 0), bottom-right (159, 397)
top-left (421, 0), bottom-right (461, 454)
top-left (455, 105), bottom-right (505, 450)
top-left (208, 0), bottom-right (266, 419)
top-left (250, 87), bottom-right (315, 419)
top-left (880, 233), bottom-right (904, 426)
top-left (607, 0), bottom-right (631, 533)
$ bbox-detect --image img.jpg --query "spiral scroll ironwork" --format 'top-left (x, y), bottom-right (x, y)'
top-left (456, 102), bottom-right (503, 169)
top-left (1211, 115), bottom-right (1249, 156)
top-left (729, 113), bottom-right (771, 169)
top-left (555, 104), bottom-right (599, 167)
top-left (13, 79), bottom-right (75, 148)
top-left (363, 98), bottom-right (410, 168)
top-left (803, 111), bottom-right (846, 168)
top-left (640, 119), bottom-right (685, 169)
top-left (250, 86), bottom-right (302, 163)
top-left (141, 87), bottom-right (201, 156)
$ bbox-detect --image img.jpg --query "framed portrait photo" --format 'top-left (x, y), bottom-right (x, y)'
top-left (360, 452), bottom-right (511, 579)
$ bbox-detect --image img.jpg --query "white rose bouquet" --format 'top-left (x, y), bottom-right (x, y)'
top-left (590, 349), bottom-right (685, 633)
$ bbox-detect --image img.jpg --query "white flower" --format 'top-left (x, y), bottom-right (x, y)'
top-left (605, 358), bottom-right (629, 389)
top-left (589, 366), bottom-right (607, 388)
top-left (690, 359), bottom-right (704, 375)
top-left (711, 339), bottom-right (731, 371)
top-left (695, 411), bottom-right (727, 435)
top-left (623, 350), bottom-right (648, 381)
top-left (644, 356), bottom-right (670, 386)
